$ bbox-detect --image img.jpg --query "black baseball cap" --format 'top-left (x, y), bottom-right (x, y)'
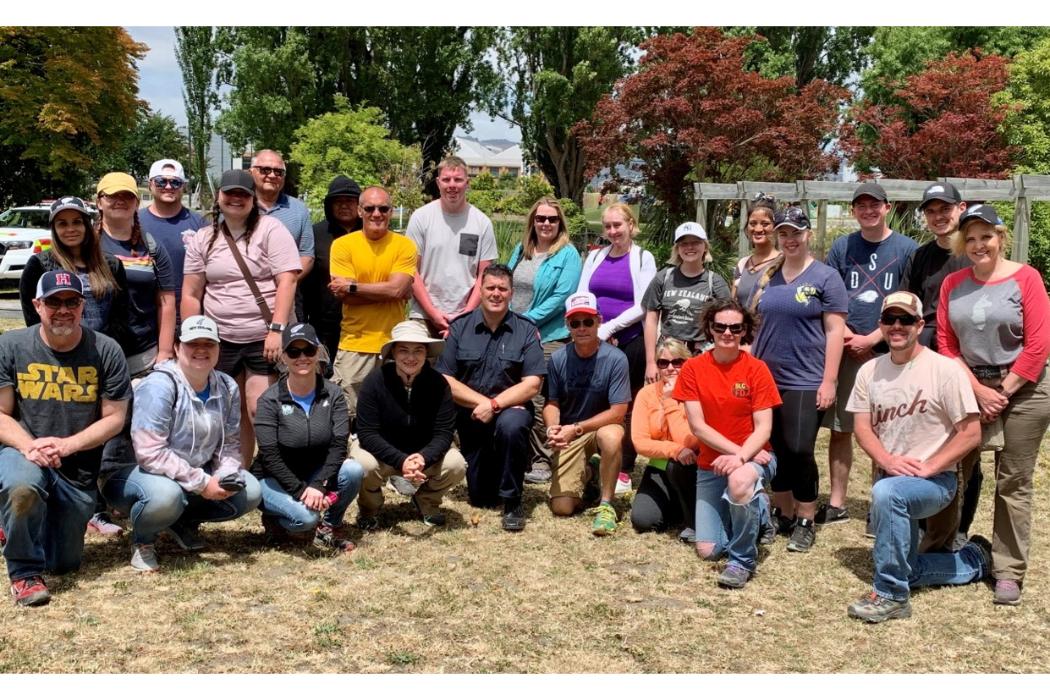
top-left (920, 182), bottom-right (962, 210)
top-left (35, 269), bottom-right (84, 300)
top-left (49, 196), bottom-right (91, 223)
top-left (959, 203), bottom-right (1003, 228)
top-left (282, 322), bottom-right (321, 350)
top-left (219, 169), bottom-right (255, 194)
top-left (851, 181), bottom-right (888, 204)
top-left (774, 206), bottom-right (810, 231)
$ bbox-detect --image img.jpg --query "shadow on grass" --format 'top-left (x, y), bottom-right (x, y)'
top-left (834, 546), bottom-right (874, 584)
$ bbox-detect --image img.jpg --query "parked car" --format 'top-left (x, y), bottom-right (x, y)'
top-left (0, 201), bottom-right (95, 280)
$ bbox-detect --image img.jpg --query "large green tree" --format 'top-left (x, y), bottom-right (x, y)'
top-left (93, 108), bottom-right (189, 182)
top-left (0, 27), bottom-right (145, 206)
top-left (731, 27), bottom-right (875, 88)
top-left (175, 27), bottom-right (219, 198)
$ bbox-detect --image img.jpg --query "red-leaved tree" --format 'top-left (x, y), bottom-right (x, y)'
top-left (840, 51), bottom-right (1018, 179)
top-left (576, 28), bottom-right (847, 221)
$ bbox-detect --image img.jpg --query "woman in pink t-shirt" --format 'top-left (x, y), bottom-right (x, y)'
top-left (182, 170), bottom-right (301, 466)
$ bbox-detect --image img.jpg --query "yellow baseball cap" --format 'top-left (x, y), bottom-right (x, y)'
top-left (96, 172), bottom-right (139, 198)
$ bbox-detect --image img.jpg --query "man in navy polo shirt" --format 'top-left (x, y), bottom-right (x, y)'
top-left (435, 264), bottom-right (545, 531)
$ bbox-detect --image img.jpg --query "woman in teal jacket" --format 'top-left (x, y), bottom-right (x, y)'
top-left (507, 197), bottom-right (583, 482)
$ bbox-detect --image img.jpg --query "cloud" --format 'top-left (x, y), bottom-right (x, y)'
top-left (126, 26), bottom-right (187, 126)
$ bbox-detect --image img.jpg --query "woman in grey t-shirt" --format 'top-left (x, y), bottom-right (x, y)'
top-left (732, 195), bottom-right (780, 306)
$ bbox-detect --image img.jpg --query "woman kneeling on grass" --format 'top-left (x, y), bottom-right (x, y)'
top-left (251, 323), bottom-right (362, 553)
top-left (101, 316), bottom-right (261, 572)
top-left (672, 299), bottom-right (782, 589)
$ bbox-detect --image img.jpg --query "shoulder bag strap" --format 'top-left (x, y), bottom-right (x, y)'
top-left (220, 223), bottom-right (273, 326)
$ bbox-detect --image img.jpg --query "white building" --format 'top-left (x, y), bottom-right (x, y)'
top-left (454, 137), bottom-right (525, 178)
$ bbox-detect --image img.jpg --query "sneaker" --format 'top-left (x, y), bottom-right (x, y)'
top-left (356, 514), bottom-right (380, 531)
top-left (614, 472), bottom-right (632, 495)
top-left (771, 507), bottom-right (795, 535)
top-left (130, 544), bottom-right (159, 573)
top-left (411, 495), bottom-right (446, 527)
top-left (865, 513), bottom-right (876, 539)
top-left (786, 518), bottom-right (816, 553)
top-left (968, 535), bottom-right (993, 579)
top-left (847, 591), bottom-right (912, 623)
top-left (387, 474), bottom-right (418, 497)
top-left (993, 579), bottom-right (1022, 606)
top-left (166, 522), bottom-right (205, 552)
top-left (815, 503), bottom-right (849, 524)
top-left (524, 466), bottom-right (552, 484)
top-left (718, 563), bottom-right (751, 589)
top-left (314, 525), bottom-right (355, 553)
top-left (87, 512), bottom-right (124, 536)
top-left (758, 518), bottom-right (776, 546)
top-left (502, 505), bottom-right (526, 532)
top-left (591, 502), bottom-right (618, 537)
top-left (678, 527), bottom-right (696, 543)
top-left (10, 576), bottom-right (50, 607)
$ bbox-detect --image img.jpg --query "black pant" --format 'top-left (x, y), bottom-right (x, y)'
top-left (769, 389), bottom-right (824, 503)
top-left (630, 462), bottom-right (696, 533)
top-left (617, 332), bottom-right (647, 475)
top-left (457, 406), bottom-right (533, 507)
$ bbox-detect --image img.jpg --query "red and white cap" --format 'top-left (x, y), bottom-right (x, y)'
top-left (565, 292), bottom-right (600, 318)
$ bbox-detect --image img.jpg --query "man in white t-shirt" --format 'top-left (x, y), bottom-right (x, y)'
top-left (844, 291), bottom-right (990, 623)
top-left (406, 156), bottom-right (497, 337)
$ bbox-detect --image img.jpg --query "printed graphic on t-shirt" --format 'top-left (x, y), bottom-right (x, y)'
top-left (794, 284), bottom-right (818, 304)
top-left (17, 363), bottom-right (99, 402)
top-left (871, 387), bottom-right (929, 431)
top-left (845, 250), bottom-right (902, 302)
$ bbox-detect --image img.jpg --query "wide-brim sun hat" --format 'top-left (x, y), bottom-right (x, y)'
top-left (381, 320), bottom-right (445, 360)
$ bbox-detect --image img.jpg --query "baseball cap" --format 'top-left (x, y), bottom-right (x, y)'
top-left (881, 291), bottom-right (923, 318)
top-left (959, 203), bottom-right (1003, 228)
top-left (774, 206), bottom-right (810, 230)
top-left (851, 181), bottom-right (888, 204)
top-left (148, 159), bottom-right (186, 180)
top-left (49, 196), bottom-right (91, 223)
top-left (219, 169), bottom-right (255, 194)
top-left (282, 322), bottom-right (321, 351)
top-left (179, 315), bottom-right (220, 343)
top-left (565, 292), bottom-right (600, 317)
top-left (919, 182), bottom-right (962, 210)
top-left (674, 222), bottom-right (708, 242)
top-left (96, 172), bottom-right (139, 198)
top-left (35, 270), bottom-right (84, 300)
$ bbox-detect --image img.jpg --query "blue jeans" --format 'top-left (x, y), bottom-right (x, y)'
top-left (258, 460), bottom-right (363, 532)
top-left (695, 456), bottom-right (777, 571)
top-left (0, 447), bottom-right (97, 580)
top-left (101, 466), bottom-right (262, 545)
top-left (871, 472), bottom-right (988, 601)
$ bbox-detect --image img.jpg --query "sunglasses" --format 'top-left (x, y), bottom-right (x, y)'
top-left (568, 317), bottom-right (596, 329)
top-left (285, 345), bottom-right (319, 359)
top-left (533, 215), bottom-right (559, 224)
top-left (656, 358), bottom-right (687, 369)
top-left (253, 166), bottom-right (286, 177)
top-left (43, 296), bottom-right (83, 310)
top-left (362, 204), bottom-right (392, 214)
top-left (879, 312), bottom-right (919, 327)
top-left (151, 176), bottom-right (185, 189)
top-left (711, 322), bottom-right (745, 335)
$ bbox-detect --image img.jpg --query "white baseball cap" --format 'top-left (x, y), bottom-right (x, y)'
top-left (149, 159), bottom-right (186, 180)
top-left (674, 222), bottom-right (708, 242)
top-left (180, 315), bottom-right (220, 343)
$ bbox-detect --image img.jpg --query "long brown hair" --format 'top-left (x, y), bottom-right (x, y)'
top-left (52, 209), bottom-right (118, 296)
top-left (206, 194), bottom-right (262, 258)
top-left (520, 197), bottom-right (571, 259)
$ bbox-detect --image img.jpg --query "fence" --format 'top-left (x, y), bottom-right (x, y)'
top-left (693, 175), bottom-right (1050, 263)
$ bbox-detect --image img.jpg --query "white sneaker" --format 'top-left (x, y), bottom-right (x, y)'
top-left (614, 472), bottom-right (632, 495)
top-left (130, 544), bottom-right (159, 572)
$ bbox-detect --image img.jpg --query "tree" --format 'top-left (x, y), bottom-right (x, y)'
top-left (731, 27), bottom-right (875, 88)
top-left (494, 27), bottom-right (648, 204)
top-left (175, 27), bottom-right (219, 199)
top-left (577, 28), bottom-right (845, 224)
top-left (840, 51), bottom-right (1017, 180)
top-left (0, 27), bottom-right (145, 206)
top-left (93, 109), bottom-right (189, 182)
top-left (288, 98), bottom-right (423, 216)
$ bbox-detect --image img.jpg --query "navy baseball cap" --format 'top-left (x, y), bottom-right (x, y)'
top-left (282, 323), bottom-right (321, 350)
top-left (35, 270), bottom-right (84, 300)
top-left (920, 182), bottom-right (962, 210)
top-left (959, 204), bottom-right (1004, 228)
top-left (49, 196), bottom-right (91, 223)
top-left (774, 206), bottom-right (811, 230)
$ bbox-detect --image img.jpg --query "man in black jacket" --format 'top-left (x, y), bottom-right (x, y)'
top-left (353, 321), bottom-right (466, 528)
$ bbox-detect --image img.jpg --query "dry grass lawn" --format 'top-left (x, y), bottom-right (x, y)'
top-left (2, 317), bottom-right (1050, 673)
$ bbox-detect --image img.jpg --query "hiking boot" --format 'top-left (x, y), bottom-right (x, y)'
top-left (11, 576), bottom-right (51, 607)
top-left (815, 503), bottom-right (849, 524)
top-left (87, 512), bottom-right (124, 536)
top-left (166, 522), bottom-right (205, 551)
top-left (678, 527), bottom-right (696, 543)
top-left (758, 517), bottom-right (776, 545)
top-left (387, 474), bottom-right (418, 497)
top-left (993, 579), bottom-right (1022, 606)
top-left (591, 502), bottom-right (618, 537)
top-left (718, 563), bottom-right (751, 589)
top-left (525, 466), bottom-right (552, 484)
top-left (130, 544), bottom-right (159, 573)
top-left (968, 535), bottom-right (993, 579)
top-left (614, 472), bottom-right (633, 495)
top-left (848, 591), bottom-right (911, 623)
top-left (501, 505), bottom-right (526, 532)
top-left (412, 495), bottom-right (446, 527)
top-left (356, 514), bottom-right (380, 531)
top-left (771, 507), bottom-right (795, 535)
top-left (314, 525), bottom-right (355, 553)
top-left (786, 518), bottom-right (816, 553)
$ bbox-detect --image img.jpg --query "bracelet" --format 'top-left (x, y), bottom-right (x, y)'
top-left (490, 398), bottom-right (502, 414)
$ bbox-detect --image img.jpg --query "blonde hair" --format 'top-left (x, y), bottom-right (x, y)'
top-left (669, 236), bottom-right (714, 266)
top-left (955, 220), bottom-right (1011, 258)
top-left (437, 155), bottom-right (468, 176)
top-left (520, 197), bottom-right (571, 259)
top-left (656, 337), bottom-right (691, 360)
top-left (602, 203), bottom-right (638, 238)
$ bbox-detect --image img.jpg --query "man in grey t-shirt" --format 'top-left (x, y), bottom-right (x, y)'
top-left (407, 156), bottom-right (497, 337)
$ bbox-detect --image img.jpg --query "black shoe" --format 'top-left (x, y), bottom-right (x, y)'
top-left (771, 506), bottom-right (795, 535)
top-left (786, 518), bottom-right (816, 553)
top-left (502, 505), bottom-right (526, 532)
top-left (758, 518), bottom-right (776, 545)
top-left (815, 503), bottom-right (849, 524)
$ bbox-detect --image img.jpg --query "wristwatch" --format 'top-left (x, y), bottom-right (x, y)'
top-left (345, 281), bottom-right (358, 295)
top-left (490, 398), bottom-right (502, 414)
top-left (268, 322), bottom-right (286, 333)
top-left (574, 423), bottom-right (584, 437)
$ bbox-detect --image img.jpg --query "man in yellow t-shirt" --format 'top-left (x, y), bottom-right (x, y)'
top-left (328, 186), bottom-right (416, 420)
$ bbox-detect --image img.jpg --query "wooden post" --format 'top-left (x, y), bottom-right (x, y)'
top-left (1013, 174), bottom-right (1030, 263)
top-left (738, 198), bottom-right (749, 258)
top-left (694, 183), bottom-right (704, 230)
top-left (816, 200), bottom-right (828, 260)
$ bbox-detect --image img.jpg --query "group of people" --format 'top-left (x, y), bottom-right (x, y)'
top-left (1, 154), bottom-right (1047, 625)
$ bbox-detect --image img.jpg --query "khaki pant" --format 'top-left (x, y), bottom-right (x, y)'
top-left (550, 425), bottom-right (624, 500)
top-left (332, 351), bottom-right (382, 420)
top-left (920, 451), bottom-right (979, 553)
top-left (352, 441), bottom-right (466, 518)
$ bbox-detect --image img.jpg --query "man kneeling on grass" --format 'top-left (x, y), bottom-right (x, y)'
top-left (845, 291), bottom-right (991, 623)
top-left (544, 293), bottom-right (630, 535)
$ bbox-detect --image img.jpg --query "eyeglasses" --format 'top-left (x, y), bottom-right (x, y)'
top-left (879, 312), bottom-right (919, 327)
top-left (285, 345), bottom-right (319, 359)
top-left (533, 215), bottom-right (559, 224)
top-left (656, 358), bottom-right (687, 369)
top-left (42, 296), bottom-right (83, 310)
top-left (568, 317), bottom-right (596, 329)
top-left (253, 166), bottom-right (286, 177)
top-left (151, 176), bottom-right (185, 189)
top-left (711, 322), bottom-right (745, 335)
top-left (362, 205), bottom-right (392, 214)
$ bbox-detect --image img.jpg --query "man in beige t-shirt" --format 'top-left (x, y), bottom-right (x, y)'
top-left (844, 291), bottom-right (988, 623)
